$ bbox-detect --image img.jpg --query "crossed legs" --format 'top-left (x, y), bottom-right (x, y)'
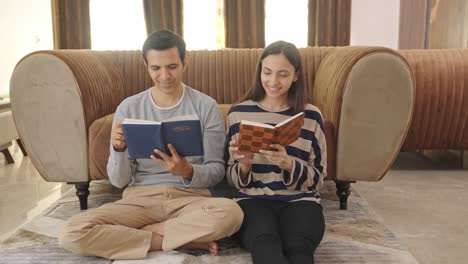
top-left (60, 186), bottom-right (243, 260)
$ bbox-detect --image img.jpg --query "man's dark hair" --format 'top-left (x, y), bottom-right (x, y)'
top-left (142, 30), bottom-right (186, 63)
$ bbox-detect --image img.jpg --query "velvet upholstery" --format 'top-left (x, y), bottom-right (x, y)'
top-left (398, 49), bottom-right (468, 150)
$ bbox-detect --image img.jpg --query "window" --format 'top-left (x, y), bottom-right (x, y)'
top-left (265, 0), bottom-right (308, 48)
top-left (183, 0), bottom-right (224, 50)
top-left (90, 0), bottom-right (147, 50)
top-left (89, 0), bottom-right (308, 50)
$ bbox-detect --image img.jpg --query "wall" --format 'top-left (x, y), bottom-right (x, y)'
top-left (350, 0), bottom-right (400, 49)
top-left (0, 0), bottom-right (53, 97)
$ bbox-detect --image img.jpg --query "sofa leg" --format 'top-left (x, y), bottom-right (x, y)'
top-left (16, 139), bottom-right (27, 156)
top-left (335, 180), bottom-right (352, 210)
top-left (462, 150), bottom-right (467, 169)
top-left (75, 182), bottom-right (90, 210)
top-left (1, 148), bottom-right (14, 164)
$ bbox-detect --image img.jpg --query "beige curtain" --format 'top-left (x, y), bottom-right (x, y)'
top-left (51, 0), bottom-right (91, 49)
top-left (225, 0), bottom-right (265, 48)
top-left (143, 0), bottom-right (183, 36)
top-left (308, 0), bottom-right (351, 46)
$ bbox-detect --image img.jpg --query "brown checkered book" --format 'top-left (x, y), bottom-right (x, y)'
top-left (238, 112), bottom-right (304, 153)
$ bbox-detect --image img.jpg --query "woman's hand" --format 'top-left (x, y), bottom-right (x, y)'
top-left (259, 144), bottom-right (293, 172)
top-left (229, 139), bottom-right (254, 180)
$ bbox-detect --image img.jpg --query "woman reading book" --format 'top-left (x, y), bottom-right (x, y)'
top-left (225, 40), bottom-right (326, 264)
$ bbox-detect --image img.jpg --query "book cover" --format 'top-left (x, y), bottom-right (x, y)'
top-left (238, 112), bottom-right (304, 153)
top-left (122, 115), bottom-right (204, 159)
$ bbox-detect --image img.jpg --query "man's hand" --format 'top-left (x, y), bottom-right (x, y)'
top-left (259, 144), bottom-right (293, 172)
top-left (111, 119), bottom-right (127, 152)
top-left (151, 144), bottom-right (194, 179)
top-left (229, 139), bottom-right (254, 180)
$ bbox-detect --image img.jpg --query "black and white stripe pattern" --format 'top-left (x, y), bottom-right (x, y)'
top-left (225, 100), bottom-right (327, 203)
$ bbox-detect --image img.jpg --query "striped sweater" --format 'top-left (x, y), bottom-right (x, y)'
top-left (225, 100), bottom-right (327, 203)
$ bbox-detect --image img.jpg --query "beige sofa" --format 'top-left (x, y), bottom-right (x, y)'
top-left (9, 47), bottom-right (415, 210)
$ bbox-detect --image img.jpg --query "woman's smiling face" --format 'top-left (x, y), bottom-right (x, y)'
top-left (260, 53), bottom-right (298, 100)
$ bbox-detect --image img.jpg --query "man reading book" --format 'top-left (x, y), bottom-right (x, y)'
top-left (59, 30), bottom-right (243, 260)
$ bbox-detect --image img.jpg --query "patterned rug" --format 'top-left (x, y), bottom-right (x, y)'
top-left (0, 180), bottom-right (419, 264)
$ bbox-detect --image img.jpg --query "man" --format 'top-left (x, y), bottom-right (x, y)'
top-left (59, 30), bottom-right (243, 260)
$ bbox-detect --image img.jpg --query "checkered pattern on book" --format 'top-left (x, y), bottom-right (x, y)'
top-left (238, 124), bottom-right (275, 153)
top-left (275, 115), bottom-right (304, 146)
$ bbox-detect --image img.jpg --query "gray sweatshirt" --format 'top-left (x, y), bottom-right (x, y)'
top-left (106, 85), bottom-right (226, 189)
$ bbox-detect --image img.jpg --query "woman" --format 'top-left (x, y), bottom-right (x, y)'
top-left (225, 40), bottom-right (326, 264)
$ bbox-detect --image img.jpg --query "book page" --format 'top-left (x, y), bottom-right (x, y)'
top-left (240, 120), bottom-right (275, 129)
top-left (122, 114), bottom-right (199, 125)
top-left (275, 112), bottom-right (304, 128)
top-left (122, 119), bottom-right (161, 125)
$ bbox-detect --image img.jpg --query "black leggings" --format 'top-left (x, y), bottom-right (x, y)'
top-left (235, 199), bottom-right (325, 264)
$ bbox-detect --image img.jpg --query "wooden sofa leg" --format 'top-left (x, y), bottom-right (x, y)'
top-left (16, 139), bottom-right (27, 156)
top-left (462, 150), bottom-right (468, 169)
top-left (335, 180), bottom-right (352, 210)
top-left (1, 148), bottom-right (14, 164)
top-left (75, 182), bottom-right (90, 210)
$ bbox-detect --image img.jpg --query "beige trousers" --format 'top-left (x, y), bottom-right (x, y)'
top-left (59, 185), bottom-right (243, 260)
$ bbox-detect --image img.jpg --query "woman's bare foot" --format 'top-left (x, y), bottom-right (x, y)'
top-left (180, 241), bottom-right (219, 256)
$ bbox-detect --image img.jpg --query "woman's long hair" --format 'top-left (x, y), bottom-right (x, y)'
top-left (239, 40), bottom-right (304, 114)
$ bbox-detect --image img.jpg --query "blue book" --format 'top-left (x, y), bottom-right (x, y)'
top-left (122, 115), bottom-right (204, 159)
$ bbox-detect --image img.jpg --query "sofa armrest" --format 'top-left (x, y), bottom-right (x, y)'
top-left (313, 47), bottom-right (415, 182)
top-left (10, 51), bottom-right (126, 182)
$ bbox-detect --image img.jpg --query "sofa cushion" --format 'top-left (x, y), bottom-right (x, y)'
top-left (89, 114), bottom-right (114, 180)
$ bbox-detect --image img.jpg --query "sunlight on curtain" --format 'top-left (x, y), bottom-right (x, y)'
top-left (90, 0), bottom-right (146, 50)
top-left (265, 0), bottom-right (308, 48)
top-left (183, 0), bottom-right (224, 50)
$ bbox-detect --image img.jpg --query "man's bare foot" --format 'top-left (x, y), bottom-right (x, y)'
top-left (180, 241), bottom-right (219, 256)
